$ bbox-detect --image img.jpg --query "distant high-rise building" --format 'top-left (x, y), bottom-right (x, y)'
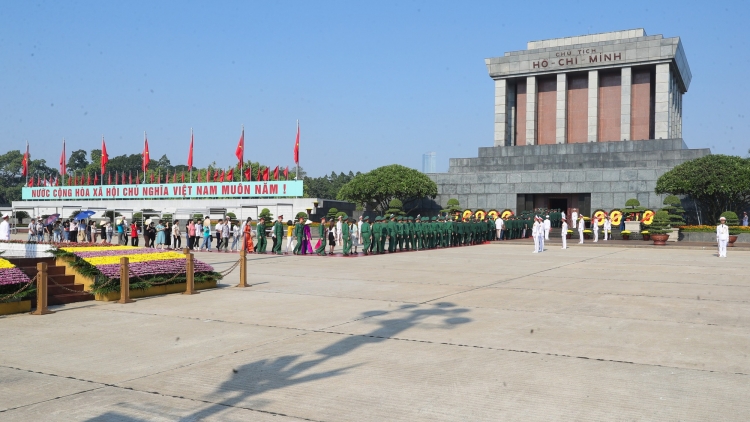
top-left (422, 152), bottom-right (436, 173)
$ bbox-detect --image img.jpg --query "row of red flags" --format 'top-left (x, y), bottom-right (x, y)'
top-left (26, 165), bottom-right (292, 187)
top-left (21, 124), bottom-right (301, 186)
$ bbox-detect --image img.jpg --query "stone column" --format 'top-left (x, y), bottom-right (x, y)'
top-left (556, 73), bottom-right (567, 144)
top-left (525, 76), bottom-right (537, 145)
top-left (494, 79), bottom-right (507, 147)
top-left (587, 70), bottom-right (598, 142)
top-left (507, 83), bottom-right (517, 146)
top-left (654, 63), bottom-right (671, 139)
top-left (620, 67), bottom-right (632, 141)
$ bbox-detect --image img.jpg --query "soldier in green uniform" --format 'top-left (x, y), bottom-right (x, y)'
top-left (435, 216), bottom-right (443, 248)
top-left (379, 216), bottom-right (389, 254)
top-left (315, 217), bottom-right (327, 255)
top-left (341, 216), bottom-right (351, 256)
top-left (372, 216), bottom-right (382, 254)
top-left (403, 217), bottom-right (411, 251)
top-left (256, 217), bottom-right (268, 253)
top-left (272, 216), bottom-right (284, 255)
top-left (413, 217), bottom-right (421, 250)
top-left (292, 216), bottom-right (304, 254)
top-left (360, 216), bottom-right (371, 255)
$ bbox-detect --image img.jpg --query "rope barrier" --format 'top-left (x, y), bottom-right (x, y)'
top-left (0, 274), bottom-right (36, 303)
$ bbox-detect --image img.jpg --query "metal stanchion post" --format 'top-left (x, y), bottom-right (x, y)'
top-left (237, 248), bottom-right (248, 287)
top-left (118, 257), bottom-right (135, 303)
top-left (183, 250), bottom-right (198, 295)
top-left (32, 262), bottom-right (55, 315)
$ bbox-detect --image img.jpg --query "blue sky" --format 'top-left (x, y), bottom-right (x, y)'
top-left (1, 1), bottom-right (748, 176)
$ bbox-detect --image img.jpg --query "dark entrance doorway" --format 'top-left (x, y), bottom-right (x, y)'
top-left (548, 198), bottom-right (568, 212)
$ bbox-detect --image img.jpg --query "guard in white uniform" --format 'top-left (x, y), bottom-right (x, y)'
top-left (717, 217), bottom-right (729, 258)
top-left (532, 216), bottom-right (541, 253)
top-left (336, 216), bottom-right (343, 245)
top-left (495, 216), bottom-right (504, 240)
top-left (603, 217), bottom-right (612, 241)
top-left (578, 215), bottom-right (585, 244)
top-left (357, 216), bottom-right (364, 246)
top-left (561, 219), bottom-right (568, 249)
top-left (543, 215), bottom-right (551, 241)
top-left (0, 215), bottom-right (10, 241)
top-left (592, 216), bottom-right (599, 242)
top-left (571, 210), bottom-right (578, 229)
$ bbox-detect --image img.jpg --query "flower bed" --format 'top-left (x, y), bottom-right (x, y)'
top-left (0, 257), bottom-right (35, 301)
top-left (52, 246), bottom-right (221, 295)
top-left (680, 225), bottom-right (750, 233)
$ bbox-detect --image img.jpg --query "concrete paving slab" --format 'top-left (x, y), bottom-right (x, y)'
top-left (120, 331), bottom-right (750, 421)
top-left (0, 367), bottom-right (103, 413)
top-left (0, 385), bottom-right (300, 421)
top-left (0, 307), bottom-right (297, 384)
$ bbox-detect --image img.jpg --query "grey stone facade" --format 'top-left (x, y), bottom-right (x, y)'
top-left (427, 139), bottom-right (710, 212)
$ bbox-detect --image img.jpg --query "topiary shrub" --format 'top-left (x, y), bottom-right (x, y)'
top-left (720, 211), bottom-right (739, 226)
top-left (259, 208), bottom-right (274, 226)
top-left (661, 195), bottom-right (686, 227)
top-left (326, 207), bottom-right (339, 219)
top-left (625, 198), bottom-right (641, 208)
top-left (385, 199), bottom-right (405, 216)
top-left (648, 211), bottom-right (671, 235)
top-left (295, 212), bottom-right (308, 220)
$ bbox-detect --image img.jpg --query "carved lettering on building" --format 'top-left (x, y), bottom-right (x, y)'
top-left (532, 48), bottom-right (623, 69)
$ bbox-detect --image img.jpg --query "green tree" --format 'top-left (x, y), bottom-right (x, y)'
top-left (337, 164), bottom-right (437, 213)
top-left (303, 170), bottom-right (359, 199)
top-left (326, 207), bottom-right (339, 219)
top-left (259, 208), bottom-right (273, 226)
top-left (661, 195), bottom-right (686, 227)
top-left (655, 155), bottom-right (750, 224)
top-left (648, 210), bottom-right (672, 235)
top-left (0, 150), bottom-right (59, 204)
top-left (442, 198), bottom-right (461, 215)
top-left (67, 149), bottom-right (90, 173)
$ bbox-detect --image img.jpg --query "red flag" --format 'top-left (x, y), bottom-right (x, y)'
top-left (27, 176), bottom-right (33, 187)
top-left (22, 141), bottom-right (29, 178)
top-left (135, 172), bottom-right (139, 185)
top-left (235, 126), bottom-right (244, 164)
top-left (226, 168), bottom-right (233, 181)
top-left (256, 167), bottom-right (261, 181)
top-left (107, 172), bottom-right (111, 185)
top-left (197, 171), bottom-right (202, 182)
top-left (188, 129), bottom-right (194, 170)
top-left (87, 173), bottom-right (91, 185)
top-left (142, 133), bottom-right (150, 172)
top-left (150, 172), bottom-right (154, 184)
top-left (172, 172), bottom-right (176, 183)
top-left (94, 173), bottom-right (98, 185)
top-left (213, 170), bottom-right (218, 182)
top-left (59, 139), bottom-right (66, 184)
top-left (219, 170), bottom-right (225, 182)
top-left (55, 176), bottom-right (60, 186)
top-left (129, 171), bottom-right (132, 185)
top-left (293, 120), bottom-right (300, 165)
top-left (263, 167), bottom-right (269, 181)
top-left (273, 166), bottom-right (279, 180)
top-left (283, 166), bottom-right (289, 179)
top-left (244, 168), bottom-right (251, 181)
top-left (181, 171), bottom-right (185, 183)
top-left (101, 137), bottom-right (109, 175)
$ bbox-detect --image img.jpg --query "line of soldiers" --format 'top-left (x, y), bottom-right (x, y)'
top-left (353, 215), bottom-right (497, 256)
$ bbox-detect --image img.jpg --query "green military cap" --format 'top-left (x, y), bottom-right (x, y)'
top-left (397, 216), bottom-right (403, 221)
top-left (430, 216), bottom-right (436, 221)
top-left (374, 216), bottom-right (381, 221)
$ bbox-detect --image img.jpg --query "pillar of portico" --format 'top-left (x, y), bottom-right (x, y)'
top-left (556, 73), bottom-right (567, 144)
top-left (525, 76), bottom-right (537, 145)
top-left (587, 70), bottom-right (598, 142)
top-left (620, 67), bottom-right (632, 141)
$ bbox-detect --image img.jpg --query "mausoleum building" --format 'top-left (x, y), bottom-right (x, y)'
top-left (429, 29), bottom-right (709, 216)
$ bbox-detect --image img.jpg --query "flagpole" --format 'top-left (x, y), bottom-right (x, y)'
top-left (190, 128), bottom-right (193, 183)
top-left (25, 140), bottom-right (29, 187)
top-left (295, 120), bottom-right (299, 180)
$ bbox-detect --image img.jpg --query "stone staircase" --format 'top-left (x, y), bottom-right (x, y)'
top-left (8, 257), bottom-right (94, 306)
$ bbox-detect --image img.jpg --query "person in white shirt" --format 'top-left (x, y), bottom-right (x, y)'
top-left (603, 217), bottom-right (612, 241)
top-left (231, 221), bottom-right (241, 251)
top-left (336, 216), bottom-right (343, 245)
top-left (215, 220), bottom-right (224, 251)
top-left (0, 215), bottom-right (10, 241)
top-left (495, 216), bottom-right (504, 240)
top-left (561, 210), bottom-right (566, 222)
top-left (543, 215), bottom-right (551, 241)
top-left (532, 216), bottom-right (541, 253)
top-left (351, 220), bottom-right (359, 253)
top-left (221, 218), bottom-right (231, 252)
top-left (35, 219), bottom-right (44, 242)
top-left (591, 215), bottom-right (599, 243)
top-left (571, 210), bottom-right (578, 229)
top-left (578, 215), bottom-right (585, 244)
top-left (717, 216), bottom-right (729, 258)
top-left (357, 216), bottom-right (364, 247)
top-left (561, 218), bottom-right (568, 249)
top-left (27, 220), bottom-right (36, 242)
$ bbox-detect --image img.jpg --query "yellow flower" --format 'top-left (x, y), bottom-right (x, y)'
top-left (0, 258), bottom-right (15, 270)
top-left (84, 252), bottom-right (185, 267)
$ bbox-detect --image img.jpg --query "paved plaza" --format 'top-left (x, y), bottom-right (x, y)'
top-left (1, 243), bottom-right (749, 421)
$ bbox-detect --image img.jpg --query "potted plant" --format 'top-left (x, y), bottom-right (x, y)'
top-left (648, 211), bottom-right (671, 245)
top-left (621, 230), bottom-right (631, 240)
top-left (566, 229), bottom-right (573, 239)
top-left (641, 230), bottom-right (650, 241)
top-left (720, 211), bottom-right (740, 246)
top-left (661, 195), bottom-right (685, 241)
top-left (583, 229), bottom-right (592, 239)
